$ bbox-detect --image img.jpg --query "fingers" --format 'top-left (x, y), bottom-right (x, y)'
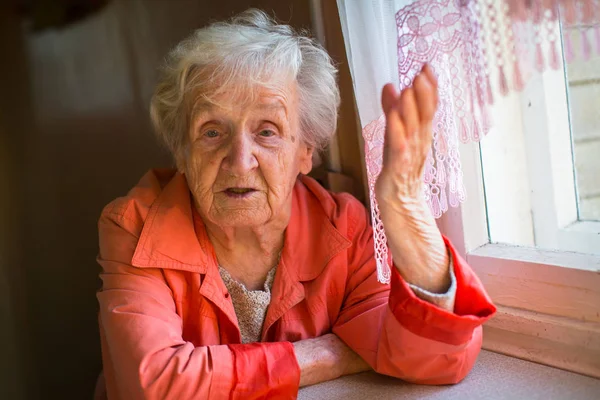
top-left (423, 64), bottom-right (438, 92)
top-left (399, 87), bottom-right (419, 139)
top-left (413, 65), bottom-right (438, 123)
top-left (380, 64), bottom-right (437, 162)
top-left (381, 83), bottom-right (406, 155)
top-left (413, 75), bottom-right (435, 123)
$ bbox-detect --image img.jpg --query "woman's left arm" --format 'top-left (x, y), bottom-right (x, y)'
top-left (375, 65), bottom-right (451, 296)
top-left (332, 198), bottom-right (496, 384)
top-left (332, 66), bottom-right (496, 384)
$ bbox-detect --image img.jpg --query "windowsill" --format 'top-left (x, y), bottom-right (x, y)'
top-left (465, 243), bottom-right (600, 378)
top-left (469, 242), bottom-right (600, 272)
top-left (298, 350), bottom-right (600, 399)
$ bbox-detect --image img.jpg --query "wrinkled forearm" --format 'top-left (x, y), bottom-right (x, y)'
top-left (380, 197), bottom-right (450, 294)
top-left (293, 334), bottom-right (370, 387)
top-left (294, 335), bottom-right (338, 387)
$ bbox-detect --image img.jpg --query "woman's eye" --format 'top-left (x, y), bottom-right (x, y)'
top-left (258, 129), bottom-right (275, 137)
top-left (204, 130), bottom-right (219, 138)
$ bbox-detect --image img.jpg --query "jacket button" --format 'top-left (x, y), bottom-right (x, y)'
top-left (224, 292), bottom-right (229, 298)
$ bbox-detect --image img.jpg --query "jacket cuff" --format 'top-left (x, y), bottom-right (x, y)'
top-left (229, 341), bottom-right (300, 399)
top-left (208, 345), bottom-right (235, 397)
top-left (408, 252), bottom-right (457, 311)
top-left (388, 236), bottom-right (496, 346)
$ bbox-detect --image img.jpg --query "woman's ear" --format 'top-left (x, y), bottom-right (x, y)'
top-left (299, 145), bottom-right (314, 175)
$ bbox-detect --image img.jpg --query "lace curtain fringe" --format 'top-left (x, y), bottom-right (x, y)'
top-left (362, 0), bottom-right (600, 283)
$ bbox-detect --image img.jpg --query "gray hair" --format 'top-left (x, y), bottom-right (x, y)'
top-left (150, 9), bottom-right (340, 162)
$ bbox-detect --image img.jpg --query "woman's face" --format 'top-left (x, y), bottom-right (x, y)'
top-left (181, 83), bottom-right (313, 229)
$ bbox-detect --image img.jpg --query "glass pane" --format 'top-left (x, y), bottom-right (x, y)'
top-left (563, 26), bottom-right (600, 221)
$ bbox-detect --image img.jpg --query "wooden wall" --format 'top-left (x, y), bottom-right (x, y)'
top-left (1, 1), bottom-right (321, 398)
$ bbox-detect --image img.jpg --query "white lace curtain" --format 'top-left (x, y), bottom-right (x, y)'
top-left (338, 0), bottom-right (600, 283)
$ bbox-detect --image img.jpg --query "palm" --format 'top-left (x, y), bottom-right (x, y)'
top-left (375, 65), bottom-right (438, 208)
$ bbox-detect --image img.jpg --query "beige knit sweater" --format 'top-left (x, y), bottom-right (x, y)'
top-left (218, 266), bottom-right (278, 344)
top-left (218, 258), bottom-right (456, 344)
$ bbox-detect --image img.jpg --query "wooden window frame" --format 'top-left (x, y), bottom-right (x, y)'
top-left (437, 136), bottom-right (600, 378)
top-left (310, 0), bottom-right (367, 203)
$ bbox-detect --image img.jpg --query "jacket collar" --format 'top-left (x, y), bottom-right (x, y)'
top-left (131, 172), bottom-right (351, 280)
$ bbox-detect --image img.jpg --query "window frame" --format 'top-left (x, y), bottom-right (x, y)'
top-left (437, 134), bottom-right (600, 378)
top-left (436, 22), bottom-right (600, 377)
top-left (516, 61), bottom-right (600, 255)
top-left (311, 0), bottom-right (368, 203)
top-left (475, 20), bottom-right (600, 257)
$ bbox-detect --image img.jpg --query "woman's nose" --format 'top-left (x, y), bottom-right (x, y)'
top-left (223, 133), bottom-right (259, 175)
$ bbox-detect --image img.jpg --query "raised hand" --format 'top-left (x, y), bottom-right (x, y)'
top-left (375, 65), bottom-right (450, 294)
top-left (376, 64), bottom-right (437, 204)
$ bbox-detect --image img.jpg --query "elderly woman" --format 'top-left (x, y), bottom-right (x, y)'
top-left (96, 9), bottom-right (495, 399)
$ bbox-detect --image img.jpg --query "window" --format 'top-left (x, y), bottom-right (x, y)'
top-left (438, 20), bottom-right (600, 378)
top-left (478, 20), bottom-right (600, 256)
top-left (564, 26), bottom-right (600, 222)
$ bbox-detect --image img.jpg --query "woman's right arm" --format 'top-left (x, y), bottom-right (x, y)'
top-left (98, 209), bottom-right (366, 399)
top-left (98, 214), bottom-right (300, 399)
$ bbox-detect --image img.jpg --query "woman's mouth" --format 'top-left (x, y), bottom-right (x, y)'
top-left (224, 188), bottom-right (257, 198)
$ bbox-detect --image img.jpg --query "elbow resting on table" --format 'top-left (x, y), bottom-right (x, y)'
top-left (376, 351), bottom-right (476, 386)
top-left (374, 326), bottom-right (483, 386)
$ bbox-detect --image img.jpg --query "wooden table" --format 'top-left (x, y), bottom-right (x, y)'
top-left (298, 350), bottom-right (600, 399)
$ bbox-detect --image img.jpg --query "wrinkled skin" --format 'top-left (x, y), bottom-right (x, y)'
top-left (179, 83), bottom-right (312, 290)
top-left (376, 65), bottom-right (450, 294)
top-left (182, 84), bottom-right (312, 231)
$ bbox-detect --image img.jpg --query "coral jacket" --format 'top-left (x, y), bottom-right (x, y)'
top-left (97, 169), bottom-right (496, 399)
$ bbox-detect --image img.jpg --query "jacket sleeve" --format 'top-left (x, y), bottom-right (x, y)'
top-left (331, 201), bottom-right (496, 385)
top-left (97, 212), bottom-right (300, 400)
